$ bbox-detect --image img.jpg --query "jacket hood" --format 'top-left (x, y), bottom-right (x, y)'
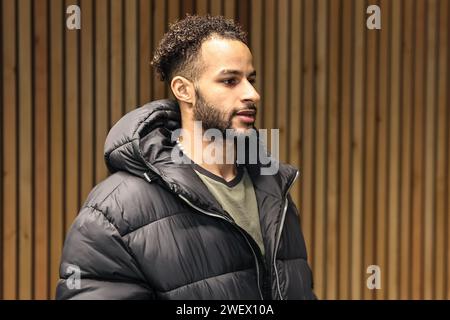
top-left (104, 99), bottom-right (298, 214)
top-left (105, 99), bottom-right (180, 178)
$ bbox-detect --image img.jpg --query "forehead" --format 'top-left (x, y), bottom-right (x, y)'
top-left (199, 37), bottom-right (254, 74)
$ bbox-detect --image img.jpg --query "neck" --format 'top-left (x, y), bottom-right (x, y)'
top-left (178, 126), bottom-right (238, 182)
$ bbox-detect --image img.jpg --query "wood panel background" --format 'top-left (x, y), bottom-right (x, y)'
top-left (1, 0), bottom-right (449, 300)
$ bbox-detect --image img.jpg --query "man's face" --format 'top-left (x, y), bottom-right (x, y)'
top-left (192, 37), bottom-right (261, 135)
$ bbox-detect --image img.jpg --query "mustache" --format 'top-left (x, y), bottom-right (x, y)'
top-left (231, 105), bottom-right (257, 117)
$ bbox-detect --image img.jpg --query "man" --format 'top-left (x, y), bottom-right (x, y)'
top-left (56, 15), bottom-right (315, 300)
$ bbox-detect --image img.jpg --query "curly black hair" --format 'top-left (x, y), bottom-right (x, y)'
top-left (151, 14), bottom-right (248, 84)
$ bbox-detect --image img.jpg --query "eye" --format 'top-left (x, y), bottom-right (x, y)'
top-left (248, 78), bottom-right (256, 85)
top-left (222, 78), bottom-right (238, 86)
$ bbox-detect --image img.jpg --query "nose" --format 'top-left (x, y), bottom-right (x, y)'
top-left (242, 79), bottom-right (261, 104)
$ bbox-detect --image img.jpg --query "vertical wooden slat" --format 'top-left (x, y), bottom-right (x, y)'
top-left (168, 0), bottom-right (180, 24)
top-left (400, 0), bottom-right (414, 300)
top-left (411, 0), bottom-right (425, 300)
top-left (388, 0), bottom-right (402, 300)
top-left (33, 0), bottom-right (49, 300)
top-left (153, 0), bottom-right (166, 100)
top-left (263, 0), bottom-right (275, 131)
top-left (0, 2), bottom-right (2, 298)
top-left (139, 0), bottom-right (151, 105)
top-left (250, 0), bottom-right (262, 127)
top-left (65, 0), bottom-right (80, 234)
top-left (0, 0), bottom-right (2, 300)
top-left (314, 0), bottom-right (327, 299)
top-left (2, 0), bottom-right (18, 300)
top-left (276, 0), bottom-right (288, 163)
top-left (49, 0), bottom-right (64, 297)
top-left (182, 0), bottom-right (195, 15)
top-left (351, 0), bottom-right (365, 299)
top-left (338, 0), bottom-right (352, 300)
top-left (289, 0), bottom-right (302, 228)
top-left (326, 0), bottom-right (340, 300)
top-left (363, 0), bottom-right (377, 301)
top-left (18, 0), bottom-right (33, 300)
top-left (196, 0), bottom-right (208, 15)
top-left (110, 0), bottom-right (124, 126)
top-left (80, 0), bottom-right (94, 206)
top-left (237, 0), bottom-right (249, 39)
top-left (301, 0), bottom-right (315, 293)
top-left (95, 0), bottom-right (109, 183)
top-left (447, 8), bottom-right (450, 297)
top-left (435, 0), bottom-right (449, 300)
top-left (210, 0), bottom-right (222, 16)
top-left (125, 0), bottom-right (138, 112)
top-left (376, 0), bottom-right (389, 300)
top-left (224, 0), bottom-right (235, 19)
top-left (424, 0), bottom-right (438, 300)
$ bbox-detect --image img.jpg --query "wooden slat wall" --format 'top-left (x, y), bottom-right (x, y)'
top-left (0, 0), bottom-right (248, 300)
top-left (3, 0), bottom-right (18, 300)
top-left (249, 0), bottom-right (450, 300)
top-left (1, 0), bottom-right (449, 300)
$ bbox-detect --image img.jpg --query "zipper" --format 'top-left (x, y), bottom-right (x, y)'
top-left (273, 170), bottom-right (299, 300)
top-left (178, 194), bottom-right (264, 300)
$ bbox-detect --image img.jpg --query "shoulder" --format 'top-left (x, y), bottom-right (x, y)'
top-left (79, 171), bottom-right (186, 236)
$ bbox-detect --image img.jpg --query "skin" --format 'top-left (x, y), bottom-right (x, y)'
top-left (171, 37), bottom-right (261, 181)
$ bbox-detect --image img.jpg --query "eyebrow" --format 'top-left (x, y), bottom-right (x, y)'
top-left (218, 69), bottom-right (257, 78)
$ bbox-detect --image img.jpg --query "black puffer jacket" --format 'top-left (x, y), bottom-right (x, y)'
top-left (55, 99), bottom-right (315, 300)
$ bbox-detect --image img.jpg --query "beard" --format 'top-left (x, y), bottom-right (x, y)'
top-left (193, 88), bottom-right (257, 138)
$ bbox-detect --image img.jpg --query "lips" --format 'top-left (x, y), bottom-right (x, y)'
top-left (235, 109), bottom-right (256, 123)
top-left (236, 109), bottom-right (256, 116)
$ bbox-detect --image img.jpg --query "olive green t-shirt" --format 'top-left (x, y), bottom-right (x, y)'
top-left (193, 164), bottom-right (265, 256)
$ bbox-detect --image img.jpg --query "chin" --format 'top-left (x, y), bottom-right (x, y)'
top-left (230, 126), bottom-right (255, 136)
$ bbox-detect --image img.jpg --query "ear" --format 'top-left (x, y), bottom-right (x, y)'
top-left (170, 76), bottom-right (196, 105)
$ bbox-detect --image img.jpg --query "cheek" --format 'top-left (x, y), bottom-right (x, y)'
top-left (199, 81), bottom-right (238, 113)
top-left (206, 92), bottom-right (235, 114)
